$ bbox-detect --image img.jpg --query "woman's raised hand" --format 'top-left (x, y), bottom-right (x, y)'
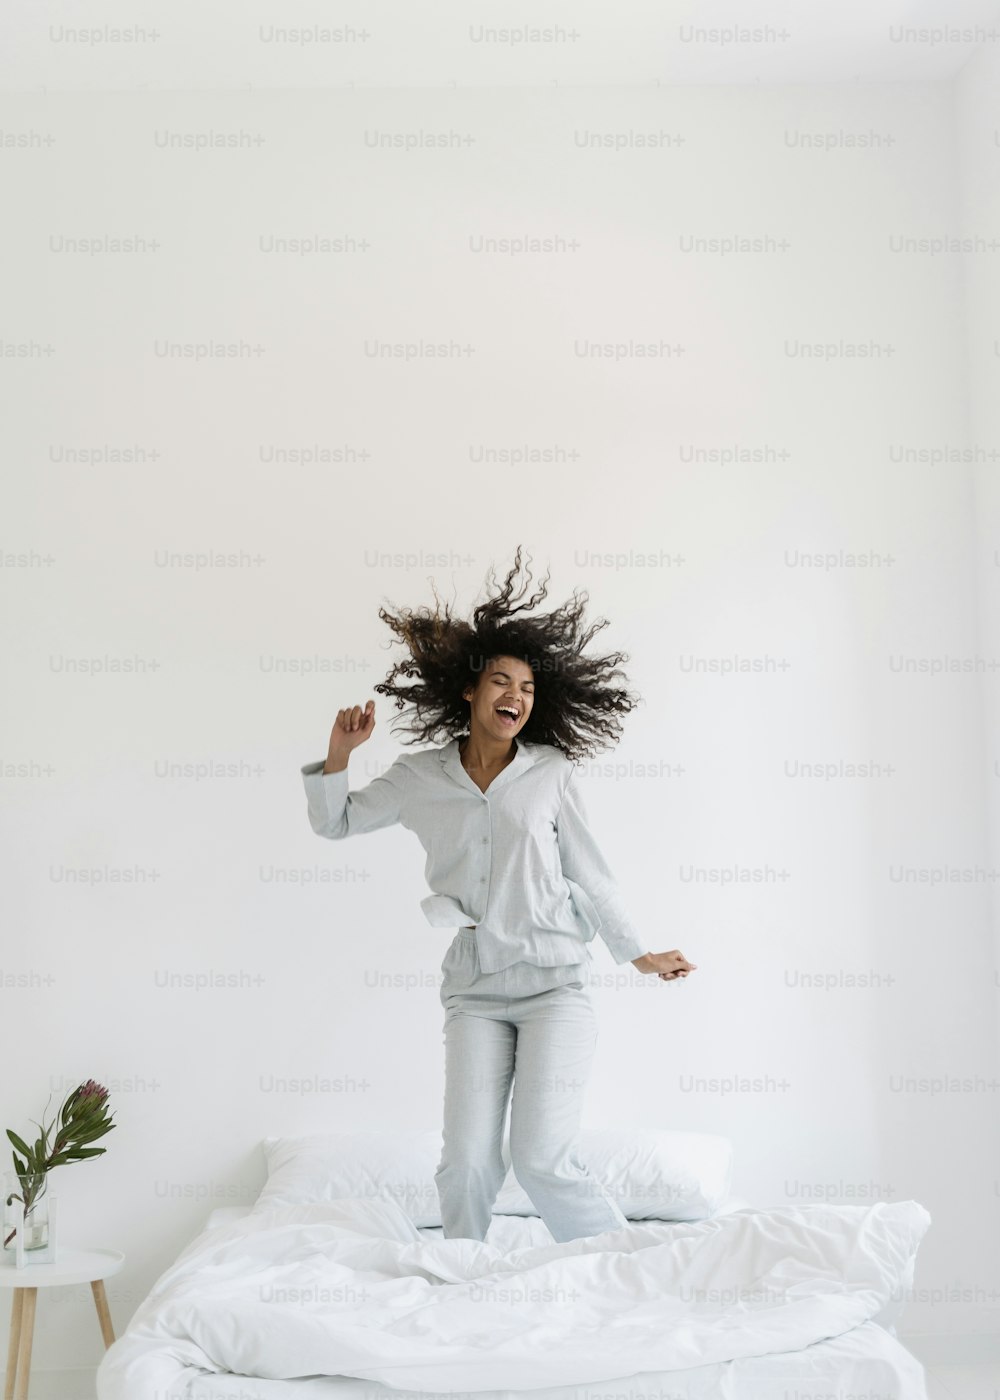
top-left (325, 699), bottom-right (376, 768)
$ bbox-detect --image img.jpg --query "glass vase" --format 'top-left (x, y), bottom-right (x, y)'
top-left (3, 1169), bottom-right (49, 1253)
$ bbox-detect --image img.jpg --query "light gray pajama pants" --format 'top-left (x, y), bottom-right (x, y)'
top-left (434, 928), bottom-right (630, 1245)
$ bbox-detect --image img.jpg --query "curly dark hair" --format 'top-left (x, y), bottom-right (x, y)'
top-left (372, 545), bottom-right (642, 761)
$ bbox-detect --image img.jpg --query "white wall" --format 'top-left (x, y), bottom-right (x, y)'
top-left (955, 31), bottom-right (1000, 1343)
top-left (1, 76), bottom-right (996, 1376)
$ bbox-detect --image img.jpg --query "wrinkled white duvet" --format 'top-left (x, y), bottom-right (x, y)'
top-left (96, 1195), bottom-right (931, 1398)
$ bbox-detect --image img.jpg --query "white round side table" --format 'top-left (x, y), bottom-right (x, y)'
top-left (0, 1248), bottom-right (124, 1400)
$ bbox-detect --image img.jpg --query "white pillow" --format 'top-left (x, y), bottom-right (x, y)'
top-left (495, 1127), bottom-right (733, 1221)
top-left (254, 1131), bottom-right (444, 1227)
top-left (254, 1128), bottom-right (733, 1227)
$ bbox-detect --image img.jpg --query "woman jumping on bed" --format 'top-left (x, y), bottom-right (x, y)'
top-left (300, 546), bottom-right (697, 1244)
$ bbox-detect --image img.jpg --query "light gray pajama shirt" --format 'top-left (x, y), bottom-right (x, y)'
top-left (299, 735), bottom-right (650, 976)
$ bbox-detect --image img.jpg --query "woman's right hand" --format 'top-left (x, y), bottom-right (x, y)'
top-left (324, 698), bottom-right (376, 768)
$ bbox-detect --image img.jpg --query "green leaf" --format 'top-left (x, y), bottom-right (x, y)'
top-left (69, 1123), bottom-right (115, 1147)
top-left (6, 1131), bottom-right (31, 1159)
top-left (66, 1147), bottom-right (105, 1159)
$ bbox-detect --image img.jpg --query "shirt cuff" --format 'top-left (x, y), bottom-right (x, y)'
top-left (301, 759), bottom-right (349, 829)
top-left (599, 925), bottom-right (651, 966)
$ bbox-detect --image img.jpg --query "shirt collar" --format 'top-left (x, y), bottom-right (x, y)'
top-left (438, 735), bottom-right (539, 796)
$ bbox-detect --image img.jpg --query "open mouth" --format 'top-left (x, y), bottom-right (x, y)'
top-left (495, 705), bottom-right (520, 726)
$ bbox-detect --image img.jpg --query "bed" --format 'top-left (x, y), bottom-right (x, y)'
top-left (95, 1129), bottom-right (932, 1400)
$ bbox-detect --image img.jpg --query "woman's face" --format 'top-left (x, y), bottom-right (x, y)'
top-left (463, 655), bottom-right (535, 741)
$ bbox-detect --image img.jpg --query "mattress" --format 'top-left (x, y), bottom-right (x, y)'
top-left (180, 1322), bottom-right (927, 1400)
top-left (97, 1197), bottom-right (931, 1400)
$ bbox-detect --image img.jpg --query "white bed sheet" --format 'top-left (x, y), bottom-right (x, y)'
top-left (97, 1192), bottom-right (929, 1400)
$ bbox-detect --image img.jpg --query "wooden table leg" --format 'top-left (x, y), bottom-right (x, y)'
top-left (12, 1289), bottom-right (34, 1400)
top-left (3, 1290), bottom-right (23, 1400)
top-left (91, 1279), bottom-right (115, 1348)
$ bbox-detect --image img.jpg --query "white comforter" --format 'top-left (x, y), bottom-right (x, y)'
top-left (96, 1196), bottom-right (931, 1397)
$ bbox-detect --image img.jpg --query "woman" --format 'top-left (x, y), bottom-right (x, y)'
top-left (300, 547), bottom-right (696, 1245)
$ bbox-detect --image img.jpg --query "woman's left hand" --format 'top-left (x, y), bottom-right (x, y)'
top-left (631, 949), bottom-right (697, 981)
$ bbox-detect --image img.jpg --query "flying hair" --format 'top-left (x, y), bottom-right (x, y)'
top-left (373, 545), bottom-right (642, 760)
